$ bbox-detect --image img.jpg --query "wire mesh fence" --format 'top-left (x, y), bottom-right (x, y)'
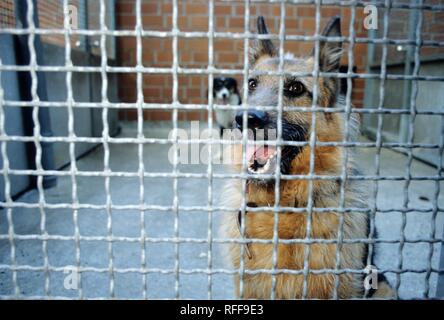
top-left (0, 0), bottom-right (443, 299)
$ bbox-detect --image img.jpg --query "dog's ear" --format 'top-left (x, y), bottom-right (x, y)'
top-left (314, 16), bottom-right (342, 72)
top-left (250, 16), bottom-right (276, 65)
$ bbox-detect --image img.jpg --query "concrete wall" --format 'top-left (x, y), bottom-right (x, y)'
top-left (0, 34), bottom-right (31, 201)
top-left (362, 59), bottom-right (444, 168)
top-left (0, 38), bottom-right (120, 201)
top-left (413, 60), bottom-right (444, 167)
top-left (42, 42), bottom-right (120, 169)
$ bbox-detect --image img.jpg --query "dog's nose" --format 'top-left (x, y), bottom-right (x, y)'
top-left (222, 93), bottom-right (228, 99)
top-left (235, 110), bottom-right (268, 130)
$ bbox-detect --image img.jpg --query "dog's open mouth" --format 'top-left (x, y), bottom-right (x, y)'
top-left (246, 144), bottom-right (277, 175)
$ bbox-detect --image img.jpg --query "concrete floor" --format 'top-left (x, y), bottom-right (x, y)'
top-left (0, 121), bottom-right (443, 299)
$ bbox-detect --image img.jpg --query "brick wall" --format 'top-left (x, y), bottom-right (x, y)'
top-left (2, 1), bottom-right (442, 122)
top-left (0, 0), bottom-right (15, 27)
top-left (37, 0), bottom-right (82, 48)
top-left (373, 0), bottom-right (444, 63)
top-left (116, 0), bottom-right (374, 121)
top-left (23, 1), bottom-right (115, 59)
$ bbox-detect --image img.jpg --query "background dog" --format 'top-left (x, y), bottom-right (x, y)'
top-left (213, 77), bottom-right (241, 135)
top-left (220, 16), bottom-right (394, 299)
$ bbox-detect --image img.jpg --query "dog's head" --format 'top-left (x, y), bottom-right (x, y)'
top-left (213, 77), bottom-right (239, 104)
top-left (235, 16), bottom-right (344, 178)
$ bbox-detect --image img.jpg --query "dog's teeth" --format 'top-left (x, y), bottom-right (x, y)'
top-left (246, 151), bottom-right (278, 176)
top-left (263, 158), bottom-right (271, 173)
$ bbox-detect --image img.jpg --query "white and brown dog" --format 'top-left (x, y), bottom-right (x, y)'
top-left (213, 77), bottom-right (241, 136)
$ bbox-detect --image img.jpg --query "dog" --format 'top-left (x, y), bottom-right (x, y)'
top-left (213, 77), bottom-right (241, 136)
top-left (219, 16), bottom-right (394, 299)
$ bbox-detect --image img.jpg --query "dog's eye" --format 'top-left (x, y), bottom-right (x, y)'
top-left (285, 81), bottom-right (305, 98)
top-left (248, 78), bottom-right (257, 91)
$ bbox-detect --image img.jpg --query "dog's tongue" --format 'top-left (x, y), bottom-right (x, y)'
top-left (246, 145), bottom-right (276, 165)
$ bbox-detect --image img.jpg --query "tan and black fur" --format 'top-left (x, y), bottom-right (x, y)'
top-left (219, 16), bottom-right (393, 299)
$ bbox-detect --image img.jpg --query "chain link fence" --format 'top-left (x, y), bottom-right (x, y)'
top-left (0, 0), bottom-right (443, 299)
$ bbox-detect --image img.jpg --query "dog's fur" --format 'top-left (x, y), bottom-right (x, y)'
top-left (219, 16), bottom-right (394, 299)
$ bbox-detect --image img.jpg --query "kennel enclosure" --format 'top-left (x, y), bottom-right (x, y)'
top-left (0, 0), bottom-right (443, 299)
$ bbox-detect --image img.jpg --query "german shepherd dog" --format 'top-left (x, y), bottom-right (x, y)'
top-left (220, 16), bottom-right (394, 299)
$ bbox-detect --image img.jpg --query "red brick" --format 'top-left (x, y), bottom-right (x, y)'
top-left (118, 37), bottom-right (136, 49)
top-left (300, 6), bottom-right (315, 16)
top-left (214, 39), bottom-right (234, 52)
top-left (216, 17), bottom-right (227, 29)
top-left (156, 51), bottom-right (173, 63)
top-left (185, 39), bottom-right (209, 52)
top-left (186, 3), bottom-right (208, 15)
top-left (217, 53), bottom-right (240, 64)
top-left (433, 34), bottom-right (444, 41)
top-left (189, 16), bottom-right (208, 29)
top-left (141, 2), bottom-right (158, 15)
top-left (234, 41), bottom-right (244, 52)
top-left (190, 76), bottom-right (204, 87)
top-left (119, 73), bottom-right (136, 84)
top-left (301, 18), bottom-right (315, 31)
top-left (214, 5), bottom-right (231, 15)
top-left (352, 90), bottom-right (364, 100)
top-left (142, 16), bottom-right (165, 29)
top-left (187, 88), bottom-right (203, 98)
top-left (162, 3), bottom-right (172, 13)
top-left (179, 52), bottom-right (192, 64)
top-left (286, 18), bottom-right (299, 30)
top-left (187, 111), bottom-right (202, 121)
top-left (144, 87), bottom-right (162, 96)
top-left (145, 38), bottom-right (165, 50)
top-left (235, 5), bottom-right (245, 16)
top-left (146, 110), bottom-right (172, 121)
top-left (117, 15), bottom-right (135, 28)
top-left (125, 109), bottom-right (138, 121)
top-left (142, 51), bottom-right (155, 65)
top-left (162, 88), bottom-right (172, 101)
top-left (430, 22), bottom-right (444, 33)
top-left (115, 0), bottom-right (376, 120)
top-left (229, 17), bottom-right (244, 29)
top-left (144, 75), bottom-right (167, 86)
top-left (116, 2), bottom-right (134, 15)
top-left (321, 7), bottom-right (341, 17)
top-left (193, 52), bottom-right (208, 63)
top-left (285, 5), bottom-right (298, 17)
